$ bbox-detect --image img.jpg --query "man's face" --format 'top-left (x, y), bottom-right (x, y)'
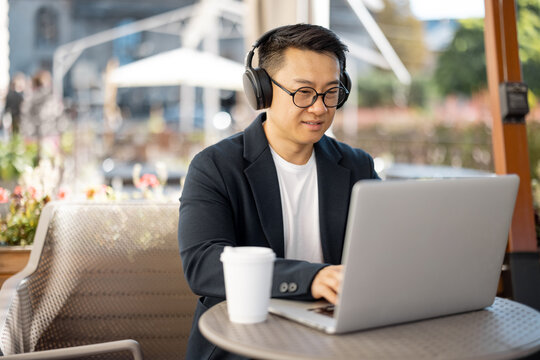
top-left (266, 47), bottom-right (341, 150)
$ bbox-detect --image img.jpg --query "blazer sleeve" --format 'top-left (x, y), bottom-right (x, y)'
top-left (178, 152), bottom-right (327, 301)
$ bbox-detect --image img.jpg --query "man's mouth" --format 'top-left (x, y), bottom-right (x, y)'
top-left (302, 121), bottom-right (323, 125)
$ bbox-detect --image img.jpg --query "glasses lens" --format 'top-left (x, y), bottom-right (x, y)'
top-left (323, 87), bottom-right (345, 107)
top-left (293, 87), bottom-right (317, 108)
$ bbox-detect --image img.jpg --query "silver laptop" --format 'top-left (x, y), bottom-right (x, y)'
top-left (269, 175), bottom-right (519, 334)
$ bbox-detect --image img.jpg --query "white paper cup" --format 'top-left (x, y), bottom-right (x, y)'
top-left (220, 246), bottom-right (275, 324)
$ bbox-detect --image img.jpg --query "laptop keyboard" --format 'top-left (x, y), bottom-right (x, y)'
top-left (308, 304), bottom-right (335, 317)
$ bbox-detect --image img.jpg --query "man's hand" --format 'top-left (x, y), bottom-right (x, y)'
top-left (311, 265), bottom-right (343, 304)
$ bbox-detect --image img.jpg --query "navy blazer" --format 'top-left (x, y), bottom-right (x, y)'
top-left (178, 113), bottom-right (379, 359)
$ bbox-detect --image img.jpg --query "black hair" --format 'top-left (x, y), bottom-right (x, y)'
top-left (258, 24), bottom-right (348, 76)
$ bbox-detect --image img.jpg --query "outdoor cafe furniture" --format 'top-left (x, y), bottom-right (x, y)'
top-left (200, 298), bottom-right (540, 360)
top-left (0, 202), bottom-right (197, 359)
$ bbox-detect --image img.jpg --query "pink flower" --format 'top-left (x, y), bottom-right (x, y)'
top-left (0, 187), bottom-right (9, 203)
top-left (57, 188), bottom-right (68, 200)
top-left (13, 186), bottom-right (22, 196)
top-left (137, 174), bottom-right (159, 189)
top-left (28, 186), bottom-right (37, 199)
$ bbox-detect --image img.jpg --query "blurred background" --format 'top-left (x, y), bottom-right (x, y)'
top-left (0, 0), bottom-right (538, 224)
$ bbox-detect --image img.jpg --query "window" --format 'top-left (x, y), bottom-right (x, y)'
top-left (35, 7), bottom-right (59, 48)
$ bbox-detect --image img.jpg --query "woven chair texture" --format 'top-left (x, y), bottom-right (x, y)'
top-left (0, 202), bottom-right (196, 359)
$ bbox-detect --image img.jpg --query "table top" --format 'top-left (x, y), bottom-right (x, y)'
top-left (199, 297), bottom-right (540, 360)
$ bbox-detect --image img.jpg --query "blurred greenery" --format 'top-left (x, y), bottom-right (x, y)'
top-left (337, 122), bottom-right (494, 171)
top-left (434, 19), bottom-right (486, 96)
top-left (518, 0), bottom-right (540, 96)
top-left (528, 123), bottom-right (540, 182)
top-left (337, 121), bottom-right (540, 183)
top-left (357, 72), bottom-right (396, 107)
top-left (0, 136), bottom-right (38, 181)
top-left (434, 0), bottom-right (540, 97)
top-left (357, 71), bottom-right (434, 107)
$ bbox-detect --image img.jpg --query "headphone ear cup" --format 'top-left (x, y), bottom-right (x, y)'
top-left (242, 67), bottom-right (273, 110)
top-left (243, 69), bottom-right (260, 110)
top-left (242, 68), bottom-right (272, 110)
top-left (337, 71), bottom-right (351, 109)
top-left (255, 68), bottom-right (273, 109)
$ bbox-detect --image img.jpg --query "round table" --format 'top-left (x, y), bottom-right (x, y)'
top-left (199, 298), bottom-right (540, 360)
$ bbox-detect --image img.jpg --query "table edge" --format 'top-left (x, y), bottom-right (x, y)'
top-left (199, 299), bottom-right (540, 360)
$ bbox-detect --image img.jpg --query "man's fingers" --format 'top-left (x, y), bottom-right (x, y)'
top-left (319, 286), bottom-right (338, 305)
top-left (312, 281), bottom-right (338, 304)
top-left (323, 276), bottom-right (340, 292)
top-left (321, 267), bottom-right (343, 291)
top-left (311, 265), bottom-right (344, 304)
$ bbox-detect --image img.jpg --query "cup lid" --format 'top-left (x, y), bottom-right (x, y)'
top-left (220, 246), bottom-right (276, 263)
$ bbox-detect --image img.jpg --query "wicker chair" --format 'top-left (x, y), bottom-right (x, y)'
top-left (0, 202), bottom-right (197, 359)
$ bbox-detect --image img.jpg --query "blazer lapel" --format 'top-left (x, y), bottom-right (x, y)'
top-left (315, 137), bottom-right (351, 264)
top-left (243, 114), bottom-right (285, 257)
top-left (241, 115), bottom-right (351, 262)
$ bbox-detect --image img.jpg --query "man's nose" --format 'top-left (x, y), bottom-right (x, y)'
top-left (308, 95), bottom-right (327, 114)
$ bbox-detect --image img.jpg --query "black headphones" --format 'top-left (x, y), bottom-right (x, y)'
top-left (242, 27), bottom-right (351, 110)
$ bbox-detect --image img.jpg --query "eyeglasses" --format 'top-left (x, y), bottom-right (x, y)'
top-left (270, 78), bottom-right (349, 108)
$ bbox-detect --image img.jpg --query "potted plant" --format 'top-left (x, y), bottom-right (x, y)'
top-left (0, 158), bottom-right (62, 286)
top-left (0, 185), bottom-right (52, 285)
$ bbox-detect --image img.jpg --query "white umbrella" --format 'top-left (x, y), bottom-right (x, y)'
top-left (108, 47), bottom-right (244, 91)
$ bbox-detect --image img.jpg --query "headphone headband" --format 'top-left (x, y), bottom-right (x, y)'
top-left (244, 26), bottom-right (284, 69)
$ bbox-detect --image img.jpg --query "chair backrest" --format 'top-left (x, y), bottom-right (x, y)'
top-left (0, 202), bottom-right (197, 359)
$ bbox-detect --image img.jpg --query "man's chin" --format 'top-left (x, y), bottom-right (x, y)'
top-left (298, 133), bottom-right (326, 146)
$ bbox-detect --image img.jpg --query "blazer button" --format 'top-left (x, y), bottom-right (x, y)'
top-left (288, 282), bottom-right (298, 292)
top-left (279, 282), bottom-right (288, 293)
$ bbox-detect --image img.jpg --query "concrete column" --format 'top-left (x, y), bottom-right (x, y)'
top-left (203, 16), bottom-right (220, 145)
top-left (245, 0), bottom-right (297, 46)
top-left (310, 0), bottom-right (330, 28)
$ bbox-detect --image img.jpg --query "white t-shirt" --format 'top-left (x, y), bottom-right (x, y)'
top-left (270, 147), bottom-right (323, 263)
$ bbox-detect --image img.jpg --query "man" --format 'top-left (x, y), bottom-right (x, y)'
top-left (178, 24), bottom-right (380, 359)
top-left (3, 73), bottom-right (26, 134)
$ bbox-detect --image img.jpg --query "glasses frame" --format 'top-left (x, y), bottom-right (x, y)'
top-left (270, 78), bottom-right (349, 109)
